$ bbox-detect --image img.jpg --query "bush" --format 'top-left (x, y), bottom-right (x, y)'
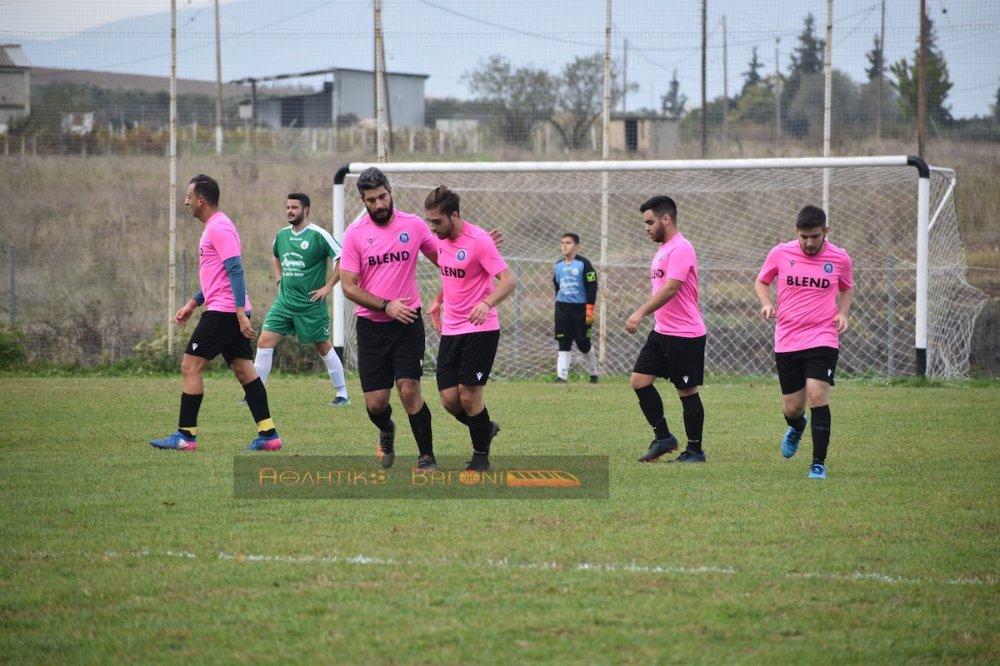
top-left (0, 323), bottom-right (27, 368)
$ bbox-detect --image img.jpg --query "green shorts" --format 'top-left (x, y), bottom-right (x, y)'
top-left (261, 299), bottom-right (330, 344)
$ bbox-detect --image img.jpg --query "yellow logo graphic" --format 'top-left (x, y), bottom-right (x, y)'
top-left (505, 470), bottom-right (581, 487)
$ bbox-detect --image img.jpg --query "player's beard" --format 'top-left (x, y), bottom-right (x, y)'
top-left (370, 200), bottom-right (394, 225)
top-left (289, 212), bottom-right (305, 227)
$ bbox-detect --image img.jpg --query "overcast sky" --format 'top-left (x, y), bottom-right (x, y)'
top-left (3, 0), bottom-right (998, 119)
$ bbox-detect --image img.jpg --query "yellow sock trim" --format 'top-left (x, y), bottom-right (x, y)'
top-left (181, 427), bottom-right (197, 436)
top-left (257, 418), bottom-right (275, 432)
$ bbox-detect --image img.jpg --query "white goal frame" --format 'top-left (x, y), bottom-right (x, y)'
top-left (332, 156), bottom-right (937, 376)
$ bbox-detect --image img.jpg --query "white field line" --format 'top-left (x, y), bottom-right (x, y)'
top-left (29, 549), bottom-right (997, 587)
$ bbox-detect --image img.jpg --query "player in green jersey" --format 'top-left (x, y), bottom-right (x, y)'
top-left (253, 193), bottom-right (351, 405)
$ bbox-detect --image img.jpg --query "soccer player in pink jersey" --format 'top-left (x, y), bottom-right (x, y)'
top-left (755, 204), bottom-right (853, 480)
top-left (150, 174), bottom-right (282, 452)
top-left (340, 167), bottom-right (440, 470)
top-left (625, 195), bottom-right (707, 464)
top-left (424, 186), bottom-right (516, 472)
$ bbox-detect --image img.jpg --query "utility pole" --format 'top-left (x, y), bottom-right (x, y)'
top-left (213, 0), bottom-right (223, 155)
top-left (917, 0), bottom-right (927, 158)
top-left (374, 0), bottom-right (386, 162)
top-left (876, 0), bottom-right (885, 141)
top-left (700, 0), bottom-right (707, 157)
top-left (774, 38), bottom-right (782, 138)
top-left (721, 15), bottom-right (728, 152)
top-left (169, 0), bottom-right (178, 354)
top-left (622, 37), bottom-right (628, 114)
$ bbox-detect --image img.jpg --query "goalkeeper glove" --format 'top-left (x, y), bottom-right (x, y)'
top-left (585, 304), bottom-right (595, 325)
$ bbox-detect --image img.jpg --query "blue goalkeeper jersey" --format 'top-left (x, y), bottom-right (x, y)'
top-left (554, 255), bottom-right (598, 304)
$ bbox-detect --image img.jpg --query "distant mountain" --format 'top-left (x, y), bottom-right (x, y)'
top-left (16, 0), bottom-right (413, 90)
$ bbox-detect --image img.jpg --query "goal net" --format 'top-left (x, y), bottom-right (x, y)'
top-left (334, 158), bottom-right (987, 379)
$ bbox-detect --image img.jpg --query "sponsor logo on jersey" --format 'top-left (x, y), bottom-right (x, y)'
top-left (440, 266), bottom-right (466, 278)
top-left (368, 250), bottom-right (411, 266)
top-left (786, 275), bottom-right (831, 288)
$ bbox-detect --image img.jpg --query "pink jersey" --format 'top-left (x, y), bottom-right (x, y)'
top-left (199, 211), bottom-right (250, 313)
top-left (340, 210), bottom-right (438, 322)
top-left (757, 239), bottom-right (854, 352)
top-left (436, 221), bottom-right (509, 335)
top-left (650, 232), bottom-right (706, 337)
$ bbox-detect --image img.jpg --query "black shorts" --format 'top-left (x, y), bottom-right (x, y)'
top-left (436, 330), bottom-right (501, 390)
top-left (632, 331), bottom-right (706, 390)
top-left (554, 301), bottom-right (592, 348)
top-left (355, 311), bottom-right (425, 393)
top-left (185, 310), bottom-right (254, 365)
top-left (775, 346), bottom-right (839, 395)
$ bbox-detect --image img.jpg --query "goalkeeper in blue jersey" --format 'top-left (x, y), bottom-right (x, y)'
top-left (553, 233), bottom-right (599, 383)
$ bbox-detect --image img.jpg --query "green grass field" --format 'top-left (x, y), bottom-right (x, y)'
top-left (2, 375), bottom-right (998, 663)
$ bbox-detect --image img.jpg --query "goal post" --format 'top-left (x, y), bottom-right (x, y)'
top-left (332, 157), bottom-right (986, 379)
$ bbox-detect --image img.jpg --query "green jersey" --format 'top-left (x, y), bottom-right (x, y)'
top-left (273, 223), bottom-right (342, 310)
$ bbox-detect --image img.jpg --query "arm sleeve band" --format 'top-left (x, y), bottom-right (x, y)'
top-left (192, 290), bottom-right (205, 306)
top-left (223, 256), bottom-right (247, 308)
top-left (582, 257), bottom-right (598, 305)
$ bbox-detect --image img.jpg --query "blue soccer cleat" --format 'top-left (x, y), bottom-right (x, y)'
top-left (149, 431), bottom-right (197, 451)
top-left (781, 415), bottom-right (807, 458)
top-left (808, 463), bottom-right (826, 479)
top-left (246, 432), bottom-right (282, 451)
top-left (330, 396), bottom-right (352, 406)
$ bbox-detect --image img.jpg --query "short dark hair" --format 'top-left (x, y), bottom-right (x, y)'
top-left (424, 185), bottom-right (460, 217)
top-left (639, 195), bottom-right (677, 222)
top-left (796, 205), bottom-right (827, 229)
top-left (288, 192), bottom-right (310, 209)
top-left (356, 167), bottom-right (391, 194)
top-left (562, 233), bottom-right (580, 245)
top-left (189, 174), bottom-right (220, 207)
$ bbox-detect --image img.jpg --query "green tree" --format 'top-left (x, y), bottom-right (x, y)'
top-left (888, 15), bottom-right (953, 124)
top-left (781, 13), bottom-right (825, 136)
top-left (740, 46), bottom-right (765, 97)
top-left (463, 55), bottom-right (556, 147)
top-left (994, 86), bottom-right (1000, 123)
top-left (865, 34), bottom-right (884, 83)
top-left (730, 84), bottom-right (775, 125)
top-left (789, 13), bottom-right (824, 76)
top-left (660, 70), bottom-right (687, 120)
top-left (550, 53), bottom-right (632, 150)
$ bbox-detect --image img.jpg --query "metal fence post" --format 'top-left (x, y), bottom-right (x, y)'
top-left (887, 254), bottom-right (895, 376)
top-left (7, 245), bottom-right (14, 326)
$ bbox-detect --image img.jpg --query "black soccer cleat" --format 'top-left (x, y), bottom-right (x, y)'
top-left (638, 435), bottom-right (679, 462)
top-left (377, 421), bottom-right (396, 469)
top-left (667, 449), bottom-right (707, 463)
top-left (465, 452), bottom-right (491, 472)
top-left (416, 454), bottom-right (438, 471)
